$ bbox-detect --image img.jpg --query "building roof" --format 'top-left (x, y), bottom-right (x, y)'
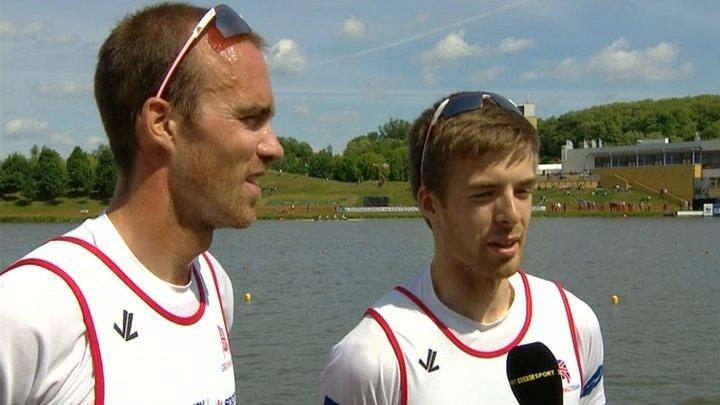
top-left (580, 138), bottom-right (720, 155)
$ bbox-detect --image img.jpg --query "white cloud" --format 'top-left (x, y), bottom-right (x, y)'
top-left (421, 31), bottom-right (484, 64)
top-left (317, 111), bottom-right (360, 124)
top-left (341, 16), bottom-right (366, 39)
top-left (49, 132), bottom-right (75, 146)
top-left (86, 137), bottom-right (104, 150)
top-left (33, 81), bottom-right (91, 98)
top-left (471, 66), bottom-right (504, 82)
top-left (0, 20), bottom-right (79, 46)
top-left (420, 66), bottom-right (440, 86)
top-left (0, 20), bottom-right (43, 40)
top-left (268, 39), bottom-right (307, 74)
top-left (293, 103), bottom-right (311, 116)
top-left (421, 67), bottom-right (439, 85)
top-left (4, 118), bottom-right (49, 135)
top-left (39, 34), bottom-right (80, 47)
top-left (497, 37), bottom-right (533, 53)
top-left (523, 38), bottom-right (692, 82)
top-left (555, 57), bottom-right (585, 79)
top-left (587, 38), bottom-right (692, 81)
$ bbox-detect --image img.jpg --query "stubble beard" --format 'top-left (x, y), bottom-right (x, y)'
top-left (170, 145), bottom-right (256, 231)
top-left (450, 237), bottom-right (524, 283)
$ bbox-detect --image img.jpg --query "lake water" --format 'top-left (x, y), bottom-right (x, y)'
top-left (1, 218), bottom-right (719, 404)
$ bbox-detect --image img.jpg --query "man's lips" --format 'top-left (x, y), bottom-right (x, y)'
top-left (245, 171), bottom-right (266, 186)
top-left (487, 237), bottom-right (521, 257)
top-left (244, 171), bottom-right (266, 195)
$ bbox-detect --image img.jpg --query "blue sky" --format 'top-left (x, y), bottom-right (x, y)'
top-left (1, 0), bottom-right (719, 158)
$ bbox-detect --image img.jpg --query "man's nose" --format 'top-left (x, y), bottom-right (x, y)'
top-left (258, 125), bottom-right (284, 163)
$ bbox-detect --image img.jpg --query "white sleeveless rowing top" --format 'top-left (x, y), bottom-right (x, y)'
top-left (368, 272), bottom-right (583, 404)
top-left (5, 235), bottom-right (236, 405)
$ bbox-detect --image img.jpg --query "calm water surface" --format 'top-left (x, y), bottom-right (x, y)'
top-left (2, 218), bottom-right (719, 404)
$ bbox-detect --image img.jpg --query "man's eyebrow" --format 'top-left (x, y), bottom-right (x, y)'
top-left (467, 180), bottom-right (496, 189)
top-left (234, 103), bottom-right (275, 118)
top-left (467, 177), bottom-right (537, 189)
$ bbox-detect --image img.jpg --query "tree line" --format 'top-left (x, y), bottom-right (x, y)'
top-left (3, 95), bottom-right (718, 200)
top-left (538, 94), bottom-right (720, 162)
top-left (275, 95), bottom-right (720, 180)
top-left (1, 145), bottom-right (117, 202)
top-left (272, 117), bottom-right (411, 183)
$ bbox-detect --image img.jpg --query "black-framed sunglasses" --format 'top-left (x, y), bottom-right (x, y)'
top-left (155, 4), bottom-right (252, 99)
top-left (419, 91), bottom-right (523, 186)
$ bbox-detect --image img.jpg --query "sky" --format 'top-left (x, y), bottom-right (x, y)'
top-left (1, 0), bottom-right (719, 158)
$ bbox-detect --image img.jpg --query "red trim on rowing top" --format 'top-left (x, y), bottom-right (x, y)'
top-left (555, 281), bottom-right (584, 389)
top-left (51, 236), bottom-right (206, 325)
top-left (203, 252), bottom-right (229, 334)
top-left (366, 308), bottom-right (408, 405)
top-left (3, 258), bottom-right (105, 405)
top-left (394, 271), bottom-right (533, 358)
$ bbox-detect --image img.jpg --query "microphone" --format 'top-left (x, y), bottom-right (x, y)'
top-left (506, 342), bottom-right (563, 405)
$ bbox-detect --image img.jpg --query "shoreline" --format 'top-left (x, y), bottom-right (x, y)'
top-left (0, 210), bottom-right (681, 223)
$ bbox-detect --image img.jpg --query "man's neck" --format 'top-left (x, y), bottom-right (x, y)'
top-left (106, 174), bottom-right (211, 286)
top-left (430, 257), bottom-right (515, 325)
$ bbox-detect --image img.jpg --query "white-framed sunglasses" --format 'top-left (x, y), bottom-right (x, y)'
top-left (155, 4), bottom-right (252, 99)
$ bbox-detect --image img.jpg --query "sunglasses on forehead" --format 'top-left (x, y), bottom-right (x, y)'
top-left (155, 4), bottom-right (252, 99)
top-left (419, 91), bottom-right (523, 186)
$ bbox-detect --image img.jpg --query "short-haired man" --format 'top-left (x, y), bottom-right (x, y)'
top-left (321, 92), bottom-right (605, 404)
top-left (1, 3), bottom-right (282, 403)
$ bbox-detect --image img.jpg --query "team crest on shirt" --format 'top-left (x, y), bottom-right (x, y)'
top-left (558, 359), bottom-right (580, 393)
top-left (218, 325), bottom-right (233, 372)
top-left (557, 359), bottom-right (571, 382)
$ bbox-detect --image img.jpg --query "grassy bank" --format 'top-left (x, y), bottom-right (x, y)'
top-left (1, 171), bottom-right (679, 222)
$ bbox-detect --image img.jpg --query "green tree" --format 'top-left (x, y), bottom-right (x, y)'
top-left (273, 137), bottom-right (313, 174)
top-left (344, 132), bottom-right (379, 157)
top-left (66, 146), bottom-right (94, 194)
top-left (537, 94), bottom-right (720, 159)
top-left (35, 147), bottom-right (68, 201)
top-left (20, 176), bottom-right (38, 201)
top-left (700, 120), bottom-right (720, 140)
top-left (386, 147), bottom-right (409, 181)
top-left (377, 117), bottom-right (411, 140)
top-left (344, 118), bottom-right (410, 159)
top-left (0, 152), bottom-right (33, 194)
top-left (94, 145), bottom-right (117, 199)
top-left (29, 144), bottom-right (40, 161)
top-left (307, 146), bottom-right (334, 179)
top-left (332, 155), bottom-right (361, 182)
top-left (355, 152), bottom-right (385, 181)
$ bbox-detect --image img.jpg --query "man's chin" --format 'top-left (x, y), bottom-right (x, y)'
top-left (495, 256), bottom-right (522, 279)
top-left (212, 207), bottom-right (256, 230)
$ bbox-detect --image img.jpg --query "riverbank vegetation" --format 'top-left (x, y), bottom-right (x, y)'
top-left (2, 170), bottom-right (680, 222)
top-left (2, 95), bottom-right (713, 221)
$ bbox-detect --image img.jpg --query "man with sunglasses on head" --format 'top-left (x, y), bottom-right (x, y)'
top-left (321, 92), bottom-right (605, 404)
top-left (1, 3), bottom-right (282, 404)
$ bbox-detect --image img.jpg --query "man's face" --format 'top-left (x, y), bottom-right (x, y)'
top-left (170, 37), bottom-right (283, 230)
top-left (432, 150), bottom-right (536, 281)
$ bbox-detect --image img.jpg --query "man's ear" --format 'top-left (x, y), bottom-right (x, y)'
top-left (136, 97), bottom-right (177, 153)
top-left (417, 185), bottom-right (440, 224)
